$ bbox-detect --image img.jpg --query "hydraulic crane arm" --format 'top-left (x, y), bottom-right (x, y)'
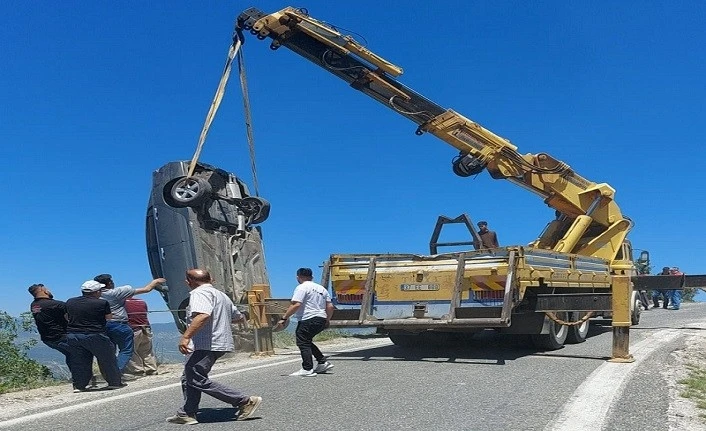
top-left (236, 7), bottom-right (632, 262)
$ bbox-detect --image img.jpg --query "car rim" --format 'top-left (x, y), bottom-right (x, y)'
top-left (174, 178), bottom-right (201, 201)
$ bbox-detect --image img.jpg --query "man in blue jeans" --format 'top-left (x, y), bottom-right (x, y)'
top-left (93, 273), bottom-right (165, 374)
top-left (668, 267), bottom-right (683, 310)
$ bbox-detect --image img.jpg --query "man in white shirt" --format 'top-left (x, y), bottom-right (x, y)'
top-left (278, 267), bottom-right (335, 377)
top-left (166, 269), bottom-right (262, 425)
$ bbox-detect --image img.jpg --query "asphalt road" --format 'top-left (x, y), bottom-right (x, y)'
top-left (2, 303), bottom-right (705, 431)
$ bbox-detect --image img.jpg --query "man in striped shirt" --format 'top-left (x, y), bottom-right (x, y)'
top-left (166, 269), bottom-right (262, 425)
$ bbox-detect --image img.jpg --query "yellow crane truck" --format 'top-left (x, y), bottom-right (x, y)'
top-left (233, 7), bottom-right (703, 360)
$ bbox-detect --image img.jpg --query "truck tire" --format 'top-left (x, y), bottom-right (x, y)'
top-left (565, 312), bottom-right (590, 344)
top-left (531, 314), bottom-right (568, 350)
top-left (631, 291), bottom-right (641, 326)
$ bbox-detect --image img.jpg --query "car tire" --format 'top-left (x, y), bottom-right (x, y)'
top-left (164, 176), bottom-right (212, 208)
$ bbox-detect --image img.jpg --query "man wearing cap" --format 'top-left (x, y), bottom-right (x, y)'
top-left (93, 273), bottom-right (165, 374)
top-left (473, 221), bottom-right (499, 250)
top-left (28, 283), bottom-right (74, 380)
top-left (65, 280), bottom-right (123, 391)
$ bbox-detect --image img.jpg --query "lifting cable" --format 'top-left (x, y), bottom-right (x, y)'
top-left (186, 31), bottom-right (261, 197)
top-left (236, 46), bottom-right (260, 197)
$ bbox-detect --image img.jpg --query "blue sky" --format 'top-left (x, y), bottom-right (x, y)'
top-left (2, 1), bottom-right (705, 323)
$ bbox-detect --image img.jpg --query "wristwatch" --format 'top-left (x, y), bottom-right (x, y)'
top-left (280, 317), bottom-right (287, 321)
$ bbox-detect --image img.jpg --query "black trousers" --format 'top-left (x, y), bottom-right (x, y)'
top-left (295, 317), bottom-right (327, 371)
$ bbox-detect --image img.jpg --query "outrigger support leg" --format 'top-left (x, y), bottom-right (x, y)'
top-left (608, 275), bottom-right (634, 363)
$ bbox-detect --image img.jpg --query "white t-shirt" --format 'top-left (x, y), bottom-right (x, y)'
top-left (291, 280), bottom-right (331, 321)
top-left (187, 284), bottom-right (242, 352)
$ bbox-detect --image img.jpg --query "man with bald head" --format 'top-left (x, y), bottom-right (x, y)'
top-left (166, 269), bottom-right (262, 425)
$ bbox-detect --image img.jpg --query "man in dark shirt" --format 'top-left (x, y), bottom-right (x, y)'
top-left (65, 280), bottom-right (124, 391)
top-left (652, 267), bottom-right (671, 309)
top-left (473, 221), bottom-right (499, 250)
top-left (28, 283), bottom-right (73, 375)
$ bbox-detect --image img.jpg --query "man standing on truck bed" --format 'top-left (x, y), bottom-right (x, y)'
top-left (473, 221), bottom-right (499, 250)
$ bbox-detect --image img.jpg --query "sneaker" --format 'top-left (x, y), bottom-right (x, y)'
top-left (72, 387), bottom-right (87, 393)
top-left (314, 361), bottom-right (334, 373)
top-left (237, 396), bottom-right (262, 421)
top-left (289, 368), bottom-right (317, 377)
top-left (121, 373), bottom-right (138, 381)
top-left (166, 413), bottom-right (198, 425)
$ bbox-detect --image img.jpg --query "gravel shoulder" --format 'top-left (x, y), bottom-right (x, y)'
top-left (666, 332), bottom-right (706, 430)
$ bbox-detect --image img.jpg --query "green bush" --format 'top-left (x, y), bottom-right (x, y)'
top-left (0, 311), bottom-right (54, 393)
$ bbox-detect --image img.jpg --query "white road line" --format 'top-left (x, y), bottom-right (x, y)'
top-left (545, 329), bottom-right (683, 431)
top-left (0, 339), bottom-right (392, 428)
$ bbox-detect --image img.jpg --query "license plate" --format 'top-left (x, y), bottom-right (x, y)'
top-left (400, 283), bottom-right (440, 291)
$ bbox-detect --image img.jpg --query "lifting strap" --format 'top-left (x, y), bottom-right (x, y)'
top-left (186, 32), bottom-right (261, 197)
top-left (237, 48), bottom-right (260, 197)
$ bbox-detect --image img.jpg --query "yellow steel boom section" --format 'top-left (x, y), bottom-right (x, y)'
top-left (237, 7), bottom-right (632, 262)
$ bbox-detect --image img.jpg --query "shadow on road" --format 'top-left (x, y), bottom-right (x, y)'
top-left (332, 325), bottom-right (613, 365)
top-left (194, 407), bottom-right (263, 424)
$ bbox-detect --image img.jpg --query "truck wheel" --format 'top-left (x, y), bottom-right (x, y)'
top-left (165, 176), bottom-right (212, 208)
top-left (565, 312), bottom-right (590, 344)
top-left (531, 314), bottom-right (568, 350)
top-left (631, 292), bottom-right (641, 325)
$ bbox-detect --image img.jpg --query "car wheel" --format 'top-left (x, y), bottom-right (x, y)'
top-left (165, 176), bottom-right (212, 208)
top-left (240, 196), bottom-right (271, 224)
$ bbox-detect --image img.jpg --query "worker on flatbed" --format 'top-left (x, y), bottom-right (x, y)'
top-left (473, 221), bottom-right (499, 250)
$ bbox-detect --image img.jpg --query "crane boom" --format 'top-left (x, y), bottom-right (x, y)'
top-left (236, 6), bottom-right (632, 262)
